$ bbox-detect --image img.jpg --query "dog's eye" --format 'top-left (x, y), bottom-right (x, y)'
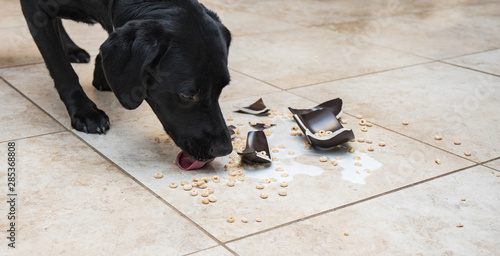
top-left (179, 93), bottom-right (196, 101)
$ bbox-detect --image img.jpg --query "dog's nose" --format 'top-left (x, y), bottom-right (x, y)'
top-left (209, 141), bottom-right (233, 157)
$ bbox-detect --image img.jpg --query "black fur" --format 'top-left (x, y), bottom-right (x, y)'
top-left (20, 0), bottom-right (233, 161)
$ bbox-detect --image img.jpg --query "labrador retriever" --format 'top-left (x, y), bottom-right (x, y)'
top-left (20, 0), bottom-right (233, 162)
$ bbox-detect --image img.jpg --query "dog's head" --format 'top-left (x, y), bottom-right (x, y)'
top-left (100, 7), bottom-right (232, 161)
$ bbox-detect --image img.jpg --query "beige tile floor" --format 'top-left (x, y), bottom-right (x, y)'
top-left (0, 0), bottom-right (499, 255)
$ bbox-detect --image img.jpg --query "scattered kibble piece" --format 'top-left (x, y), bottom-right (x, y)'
top-left (402, 121), bottom-right (409, 125)
top-left (280, 181), bottom-right (288, 187)
top-left (190, 190), bottom-right (198, 196)
top-left (256, 184), bottom-right (265, 189)
top-left (353, 156), bottom-right (361, 160)
top-left (281, 173), bottom-right (289, 177)
top-left (361, 127), bottom-right (368, 132)
top-left (272, 149), bottom-right (279, 153)
top-left (357, 138), bottom-right (365, 143)
top-left (331, 160), bottom-right (338, 166)
top-left (237, 122), bottom-right (244, 126)
top-left (359, 119), bottom-right (367, 126)
top-left (348, 148), bottom-right (355, 153)
top-left (278, 189), bottom-right (287, 196)
top-left (366, 123), bottom-right (373, 127)
top-left (227, 217), bottom-right (235, 223)
top-left (319, 156), bottom-right (328, 162)
top-left (340, 119), bottom-right (348, 124)
top-left (464, 151), bottom-right (471, 156)
top-left (227, 181), bottom-right (235, 187)
top-left (208, 195), bottom-right (217, 202)
top-left (435, 159), bottom-right (441, 165)
top-left (291, 125), bottom-right (299, 131)
top-left (354, 162), bottom-right (362, 166)
top-left (183, 184), bottom-right (193, 191)
top-left (241, 217), bottom-right (249, 223)
top-left (202, 198), bottom-right (210, 204)
top-left (262, 179), bottom-right (271, 184)
top-left (212, 176), bottom-right (220, 183)
top-left (359, 149), bottom-right (367, 153)
top-left (256, 218), bottom-right (262, 222)
top-left (154, 137), bottom-right (161, 143)
top-left (336, 157), bottom-right (343, 160)
top-left (365, 169), bottom-right (371, 173)
top-left (344, 233), bottom-right (349, 236)
top-left (378, 142), bottom-right (386, 147)
top-left (434, 135), bottom-right (443, 140)
top-left (278, 145), bottom-right (286, 149)
top-left (180, 181), bottom-right (189, 186)
top-left (227, 117), bottom-right (233, 121)
top-left (169, 182), bottom-right (178, 188)
top-left (154, 173), bottom-right (163, 179)
top-left (461, 198), bottom-right (466, 201)
top-left (456, 223), bottom-right (464, 228)
top-left (207, 188), bottom-right (214, 194)
top-left (368, 146), bottom-right (375, 151)
top-left (260, 192), bottom-right (268, 199)
top-left (454, 141), bottom-right (462, 145)
top-left (199, 184), bottom-right (208, 189)
top-left (201, 190), bottom-right (210, 197)
top-left (288, 151), bottom-right (295, 155)
top-left (355, 115), bottom-right (363, 119)
top-left (366, 139), bottom-right (372, 144)
top-left (276, 167), bottom-right (284, 172)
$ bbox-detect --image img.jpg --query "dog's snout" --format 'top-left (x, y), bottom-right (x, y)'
top-left (209, 141), bottom-right (232, 157)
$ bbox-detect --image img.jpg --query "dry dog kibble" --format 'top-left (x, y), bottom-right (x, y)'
top-left (359, 119), bottom-right (367, 126)
top-left (456, 223), bottom-right (464, 228)
top-left (435, 159), bottom-right (441, 165)
top-left (154, 137), bottom-right (161, 143)
top-left (199, 184), bottom-right (208, 189)
top-left (340, 119), bottom-right (348, 124)
top-left (278, 189), bottom-right (287, 196)
top-left (378, 142), bottom-right (386, 147)
top-left (354, 162), bottom-right (362, 166)
top-left (183, 184), bottom-right (193, 191)
top-left (291, 125), bottom-right (299, 131)
top-left (227, 217), bottom-right (235, 223)
top-left (260, 192), bottom-right (268, 199)
top-left (365, 169), bottom-right (371, 173)
top-left (202, 198), bottom-right (210, 204)
top-left (368, 146), bottom-right (375, 151)
top-left (357, 138), bottom-right (365, 143)
top-left (227, 181), bottom-right (235, 187)
top-left (359, 149), bottom-right (367, 153)
top-left (262, 179), bottom-right (271, 184)
top-left (201, 190), bottom-right (210, 197)
top-left (154, 172), bottom-right (163, 179)
top-left (227, 117), bottom-right (233, 121)
top-left (212, 176), bottom-right (220, 183)
top-left (241, 217), bottom-right (249, 223)
top-left (344, 232), bottom-right (349, 236)
top-left (288, 151), bottom-right (295, 155)
top-left (278, 145), bottom-right (286, 149)
top-left (348, 148), bottom-right (355, 153)
top-left (169, 182), bottom-right (178, 188)
top-left (180, 181), bottom-right (189, 186)
top-left (336, 157), bottom-right (343, 160)
top-left (236, 176), bottom-right (245, 181)
top-left (319, 156), bottom-right (328, 162)
top-left (208, 195), bottom-right (217, 202)
top-left (402, 121), bottom-right (409, 125)
top-left (366, 139), bottom-right (373, 144)
top-left (353, 156), bottom-right (361, 160)
top-left (190, 189), bottom-right (198, 196)
top-left (272, 149), bottom-right (279, 153)
top-left (464, 151), bottom-right (471, 156)
top-left (461, 198), bottom-right (466, 201)
top-left (281, 173), bottom-right (289, 177)
top-left (276, 167), bottom-right (284, 172)
top-left (434, 135), bottom-right (443, 140)
top-left (280, 181), bottom-right (288, 187)
top-left (366, 123), bottom-right (373, 127)
top-left (255, 218), bottom-right (262, 222)
top-left (454, 140), bottom-right (462, 145)
top-left (331, 160), bottom-right (338, 166)
top-left (355, 114), bottom-right (363, 119)
top-left (256, 183), bottom-right (265, 189)
top-left (361, 127), bottom-right (368, 132)
top-left (270, 178), bottom-right (277, 182)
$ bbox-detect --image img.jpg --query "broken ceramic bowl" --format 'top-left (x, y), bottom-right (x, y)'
top-left (234, 98), bottom-right (270, 115)
top-left (249, 122), bottom-right (276, 130)
top-left (292, 108), bottom-right (354, 149)
top-left (228, 125), bottom-right (237, 139)
top-left (288, 98), bottom-right (343, 119)
top-left (237, 130), bottom-right (272, 164)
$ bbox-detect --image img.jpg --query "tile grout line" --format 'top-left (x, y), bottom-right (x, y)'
top-left (438, 60), bottom-right (500, 78)
top-left (0, 61), bottom-right (45, 70)
top-left (228, 68), bottom-right (284, 91)
top-left (0, 130), bottom-right (68, 144)
top-left (68, 131), bottom-right (239, 255)
top-left (0, 76), bottom-right (239, 254)
top-left (223, 162), bottom-right (480, 245)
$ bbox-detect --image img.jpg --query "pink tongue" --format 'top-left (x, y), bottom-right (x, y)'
top-left (176, 151), bottom-right (214, 170)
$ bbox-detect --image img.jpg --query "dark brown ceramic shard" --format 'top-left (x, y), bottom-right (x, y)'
top-left (249, 122), bottom-right (276, 130)
top-left (237, 130), bottom-right (272, 164)
top-left (288, 98), bottom-right (343, 119)
top-left (235, 98), bottom-right (270, 115)
top-left (228, 125), bottom-right (237, 139)
top-left (293, 108), bottom-right (354, 149)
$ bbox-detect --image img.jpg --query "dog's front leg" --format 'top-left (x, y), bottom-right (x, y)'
top-left (20, 1), bottom-right (109, 134)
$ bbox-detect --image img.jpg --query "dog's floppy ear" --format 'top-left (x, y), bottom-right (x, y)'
top-left (100, 20), bottom-right (171, 109)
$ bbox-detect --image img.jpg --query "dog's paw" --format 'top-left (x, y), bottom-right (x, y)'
top-left (70, 105), bottom-right (110, 134)
top-left (66, 47), bottom-right (91, 63)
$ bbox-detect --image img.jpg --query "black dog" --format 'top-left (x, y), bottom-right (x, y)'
top-left (20, 0), bottom-right (233, 161)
